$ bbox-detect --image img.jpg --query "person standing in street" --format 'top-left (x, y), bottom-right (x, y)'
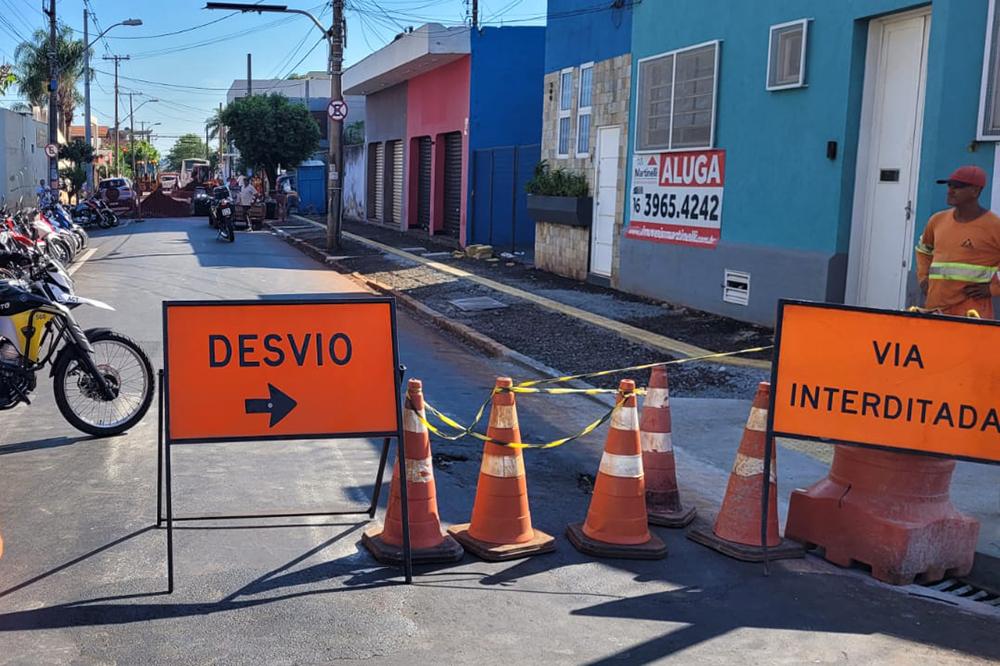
top-left (915, 165), bottom-right (1000, 318)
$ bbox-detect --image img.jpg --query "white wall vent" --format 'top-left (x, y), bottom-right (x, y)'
top-left (723, 270), bottom-right (750, 306)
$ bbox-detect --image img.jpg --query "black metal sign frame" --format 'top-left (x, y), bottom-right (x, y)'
top-left (157, 297), bottom-right (412, 592)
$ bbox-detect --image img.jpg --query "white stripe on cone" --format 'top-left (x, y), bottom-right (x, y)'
top-left (489, 404), bottom-right (517, 429)
top-left (611, 406), bottom-right (639, 431)
top-left (645, 387), bottom-right (669, 409)
top-left (481, 452), bottom-right (525, 478)
top-left (404, 456), bottom-right (434, 483)
top-left (404, 408), bottom-right (427, 434)
top-left (745, 406), bottom-right (768, 433)
top-left (599, 452), bottom-right (644, 478)
top-left (640, 431), bottom-right (673, 453)
top-left (731, 452), bottom-right (777, 483)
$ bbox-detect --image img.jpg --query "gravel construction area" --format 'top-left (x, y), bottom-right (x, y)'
top-left (330, 217), bottom-right (775, 357)
top-left (283, 219), bottom-right (770, 398)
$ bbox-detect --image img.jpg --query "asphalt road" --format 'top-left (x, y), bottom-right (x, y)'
top-left (0, 218), bottom-right (996, 664)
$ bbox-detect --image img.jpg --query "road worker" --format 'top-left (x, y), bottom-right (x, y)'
top-left (916, 165), bottom-right (1000, 318)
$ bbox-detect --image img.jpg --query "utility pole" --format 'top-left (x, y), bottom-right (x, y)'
top-left (44, 0), bottom-right (58, 190)
top-left (472, 0), bottom-right (478, 28)
top-left (83, 8), bottom-right (92, 192)
top-left (328, 0), bottom-right (344, 251)
top-left (129, 93), bottom-right (136, 179)
top-left (103, 54), bottom-right (129, 176)
top-left (218, 102), bottom-right (224, 178)
top-left (247, 53), bottom-right (252, 97)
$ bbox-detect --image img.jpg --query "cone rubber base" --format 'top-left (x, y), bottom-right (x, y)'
top-left (362, 526), bottom-right (465, 565)
top-left (647, 505), bottom-right (696, 528)
top-left (566, 523), bottom-right (667, 560)
top-left (686, 524), bottom-right (804, 562)
top-left (447, 523), bottom-right (556, 561)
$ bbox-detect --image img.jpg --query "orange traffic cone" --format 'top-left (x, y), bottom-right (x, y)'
top-left (567, 380), bottom-right (667, 559)
top-left (448, 377), bottom-right (555, 561)
top-left (362, 379), bottom-right (464, 564)
top-left (687, 382), bottom-right (803, 561)
top-left (642, 366), bottom-right (695, 527)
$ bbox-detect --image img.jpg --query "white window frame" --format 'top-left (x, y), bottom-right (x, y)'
top-left (557, 67), bottom-right (575, 157)
top-left (634, 40), bottom-right (721, 154)
top-left (766, 19), bottom-right (810, 91)
top-left (978, 0), bottom-right (1000, 140)
top-left (576, 62), bottom-right (595, 158)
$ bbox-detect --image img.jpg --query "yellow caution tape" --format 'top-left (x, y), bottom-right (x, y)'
top-left (515, 345), bottom-right (773, 388)
top-left (421, 396), bottom-right (626, 450)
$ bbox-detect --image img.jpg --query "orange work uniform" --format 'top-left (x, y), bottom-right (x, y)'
top-left (915, 209), bottom-right (1000, 318)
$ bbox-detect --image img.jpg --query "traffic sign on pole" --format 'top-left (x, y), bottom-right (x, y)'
top-left (327, 98), bottom-right (348, 122)
top-left (44, 143), bottom-right (58, 159)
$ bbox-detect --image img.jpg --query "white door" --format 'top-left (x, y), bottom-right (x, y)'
top-left (591, 126), bottom-right (621, 277)
top-left (849, 10), bottom-right (930, 309)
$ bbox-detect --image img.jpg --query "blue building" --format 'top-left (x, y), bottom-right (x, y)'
top-left (532, 0), bottom-right (633, 282)
top-left (620, 0), bottom-right (999, 325)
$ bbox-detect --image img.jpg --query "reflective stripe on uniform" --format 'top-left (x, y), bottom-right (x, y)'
top-left (928, 262), bottom-right (997, 283)
top-left (611, 406), bottom-right (639, 431)
top-left (914, 242), bottom-right (933, 256)
top-left (489, 404), bottom-right (518, 429)
top-left (481, 452), bottom-right (524, 478)
top-left (640, 431), bottom-right (673, 453)
top-left (404, 408), bottom-right (427, 434)
top-left (404, 456), bottom-right (433, 483)
top-left (645, 387), bottom-right (669, 409)
top-left (732, 452), bottom-right (777, 482)
top-left (599, 452), bottom-right (643, 478)
top-left (745, 407), bottom-right (768, 433)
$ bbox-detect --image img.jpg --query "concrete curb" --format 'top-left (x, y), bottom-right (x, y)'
top-left (265, 220), bottom-right (614, 409)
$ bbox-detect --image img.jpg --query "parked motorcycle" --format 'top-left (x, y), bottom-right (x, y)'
top-left (209, 186), bottom-right (236, 243)
top-left (0, 251), bottom-right (154, 436)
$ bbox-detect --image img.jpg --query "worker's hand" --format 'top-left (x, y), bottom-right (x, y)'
top-left (963, 283), bottom-right (992, 300)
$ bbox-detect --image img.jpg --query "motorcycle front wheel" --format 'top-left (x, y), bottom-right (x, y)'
top-left (219, 217), bottom-right (235, 243)
top-left (53, 331), bottom-right (154, 437)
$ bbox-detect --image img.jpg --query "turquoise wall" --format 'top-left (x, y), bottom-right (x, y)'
top-left (627, 0), bottom-right (994, 256)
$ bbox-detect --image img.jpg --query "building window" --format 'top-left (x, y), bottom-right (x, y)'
top-left (980, 0), bottom-right (1000, 139)
top-left (576, 62), bottom-right (594, 156)
top-left (636, 41), bottom-right (719, 152)
top-left (558, 67), bottom-right (574, 157)
top-left (767, 19), bottom-right (808, 90)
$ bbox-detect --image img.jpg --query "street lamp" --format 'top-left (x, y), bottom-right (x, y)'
top-left (83, 13), bottom-right (142, 192)
top-left (204, 2), bottom-right (344, 251)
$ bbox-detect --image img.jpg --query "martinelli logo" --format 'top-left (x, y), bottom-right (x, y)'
top-left (634, 156), bottom-right (659, 179)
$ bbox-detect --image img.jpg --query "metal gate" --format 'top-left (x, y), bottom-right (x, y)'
top-left (442, 132), bottom-right (463, 238)
top-left (389, 140), bottom-right (404, 227)
top-left (368, 142), bottom-right (384, 222)
top-left (470, 143), bottom-right (540, 252)
top-left (417, 137), bottom-right (432, 230)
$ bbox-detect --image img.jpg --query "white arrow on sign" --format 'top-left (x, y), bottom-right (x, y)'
top-left (327, 99), bottom-right (349, 122)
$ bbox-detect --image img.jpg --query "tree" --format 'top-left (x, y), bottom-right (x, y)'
top-left (0, 63), bottom-right (15, 95)
top-left (58, 139), bottom-right (95, 201)
top-left (14, 24), bottom-right (89, 140)
top-left (165, 134), bottom-right (209, 170)
top-left (220, 94), bottom-right (320, 186)
top-left (205, 109), bottom-right (223, 141)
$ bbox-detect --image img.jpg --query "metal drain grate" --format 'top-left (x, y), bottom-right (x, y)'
top-left (922, 578), bottom-right (1000, 606)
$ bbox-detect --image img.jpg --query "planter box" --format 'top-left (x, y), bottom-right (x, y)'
top-left (526, 194), bottom-right (593, 227)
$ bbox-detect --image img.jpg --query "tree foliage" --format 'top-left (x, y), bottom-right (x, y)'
top-left (14, 24), bottom-right (88, 140)
top-left (165, 134), bottom-right (209, 170)
top-left (0, 63), bottom-right (15, 95)
top-left (59, 138), bottom-right (95, 166)
top-left (220, 94), bottom-right (320, 185)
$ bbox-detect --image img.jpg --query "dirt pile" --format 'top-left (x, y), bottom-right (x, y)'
top-left (140, 188), bottom-right (191, 218)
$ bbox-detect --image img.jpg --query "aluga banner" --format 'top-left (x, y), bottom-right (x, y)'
top-left (626, 149), bottom-right (725, 248)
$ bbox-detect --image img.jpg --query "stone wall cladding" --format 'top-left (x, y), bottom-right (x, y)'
top-left (534, 221), bottom-right (589, 281)
top-left (539, 54), bottom-right (631, 286)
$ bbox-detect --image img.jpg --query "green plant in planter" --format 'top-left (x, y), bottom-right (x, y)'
top-left (525, 160), bottom-right (589, 197)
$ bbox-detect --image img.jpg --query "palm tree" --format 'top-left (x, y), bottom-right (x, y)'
top-left (205, 109), bottom-right (223, 141)
top-left (14, 24), bottom-right (89, 141)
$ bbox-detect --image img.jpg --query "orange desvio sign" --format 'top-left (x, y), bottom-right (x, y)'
top-left (771, 301), bottom-right (1000, 464)
top-left (163, 298), bottom-right (401, 443)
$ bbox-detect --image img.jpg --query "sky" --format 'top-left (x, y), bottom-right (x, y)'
top-left (0, 0), bottom-right (547, 155)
